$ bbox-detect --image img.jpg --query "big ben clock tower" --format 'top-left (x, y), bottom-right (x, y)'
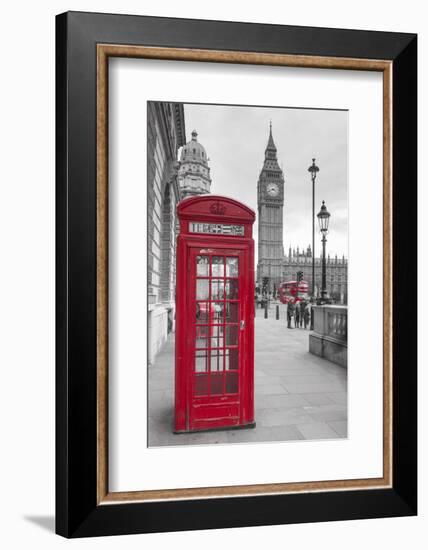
top-left (257, 123), bottom-right (285, 290)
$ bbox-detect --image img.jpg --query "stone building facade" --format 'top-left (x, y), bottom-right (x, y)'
top-left (282, 245), bottom-right (348, 304)
top-left (147, 103), bottom-right (212, 365)
top-left (256, 124), bottom-right (285, 289)
top-left (147, 102), bottom-right (186, 365)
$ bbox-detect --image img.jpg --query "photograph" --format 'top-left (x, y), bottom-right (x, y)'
top-left (147, 101), bottom-right (348, 446)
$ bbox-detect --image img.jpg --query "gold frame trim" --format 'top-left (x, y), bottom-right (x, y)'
top-left (96, 44), bottom-right (393, 504)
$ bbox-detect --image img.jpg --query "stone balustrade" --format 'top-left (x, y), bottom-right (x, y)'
top-left (309, 305), bottom-right (348, 367)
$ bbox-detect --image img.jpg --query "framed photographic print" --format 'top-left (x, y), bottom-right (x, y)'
top-left (56, 11), bottom-right (417, 537)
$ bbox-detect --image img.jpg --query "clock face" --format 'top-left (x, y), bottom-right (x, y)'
top-left (266, 182), bottom-right (279, 197)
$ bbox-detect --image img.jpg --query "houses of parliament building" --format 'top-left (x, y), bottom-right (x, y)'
top-left (282, 245), bottom-right (348, 304)
top-left (256, 124), bottom-right (348, 304)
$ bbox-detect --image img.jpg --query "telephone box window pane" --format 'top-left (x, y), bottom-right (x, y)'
top-left (211, 326), bottom-right (224, 348)
top-left (210, 349), bottom-right (223, 372)
top-left (211, 337), bottom-right (224, 349)
top-left (195, 330), bottom-right (208, 349)
top-left (211, 256), bottom-right (224, 277)
top-left (194, 373), bottom-right (209, 396)
top-left (196, 302), bottom-right (209, 324)
top-left (226, 302), bottom-right (238, 323)
top-left (224, 349), bottom-right (229, 369)
top-left (226, 325), bottom-right (238, 346)
top-left (212, 302), bottom-right (224, 322)
top-left (196, 279), bottom-right (209, 300)
top-left (225, 372), bottom-right (238, 394)
top-left (226, 257), bottom-right (239, 277)
top-left (196, 256), bottom-right (209, 276)
top-left (225, 348), bottom-right (239, 370)
top-left (211, 372), bottom-right (224, 395)
top-left (225, 279), bottom-right (239, 299)
top-left (211, 279), bottom-right (224, 300)
top-left (195, 350), bottom-right (208, 372)
top-left (211, 325), bottom-right (223, 338)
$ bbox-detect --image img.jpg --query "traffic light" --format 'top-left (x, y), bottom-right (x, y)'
top-left (297, 270), bottom-right (303, 282)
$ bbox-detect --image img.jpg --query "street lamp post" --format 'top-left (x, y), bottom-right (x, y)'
top-left (317, 200), bottom-right (331, 302)
top-left (308, 159), bottom-right (319, 298)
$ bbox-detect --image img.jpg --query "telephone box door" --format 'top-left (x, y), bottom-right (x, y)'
top-left (187, 247), bottom-right (252, 431)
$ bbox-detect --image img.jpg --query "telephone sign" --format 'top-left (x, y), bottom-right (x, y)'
top-left (175, 195), bottom-right (256, 433)
top-left (189, 222), bottom-right (245, 236)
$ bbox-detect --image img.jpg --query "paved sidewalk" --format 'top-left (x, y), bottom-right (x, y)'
top-left (148, 302), bottom-right (347, 446)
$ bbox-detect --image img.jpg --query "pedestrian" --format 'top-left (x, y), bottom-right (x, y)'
top-left (299, 300), bottom-right (306, 327)
top-left (294, 301), bottom-right (300, 328)
top-left (303, 302), bottom-right (310, 329)
top-left (309, 297), bottom-right (315, 330)
top-left (287, 299), bottom-right (295, 329)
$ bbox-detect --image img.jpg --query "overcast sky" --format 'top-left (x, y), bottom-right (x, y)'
top-left (181, 103), bottom-right (348, 260)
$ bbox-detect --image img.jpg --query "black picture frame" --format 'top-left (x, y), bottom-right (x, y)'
top-left (56, 10), bottom-right (417, 538)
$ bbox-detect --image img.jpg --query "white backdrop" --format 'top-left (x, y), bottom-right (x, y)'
top-left (0, 1), bottom-right (425, 549)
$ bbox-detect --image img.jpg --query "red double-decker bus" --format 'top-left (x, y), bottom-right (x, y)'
top-left (278, 280), bottom-right (309, 304)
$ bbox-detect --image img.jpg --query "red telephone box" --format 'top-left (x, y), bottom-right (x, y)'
top-left (175, 195), bottom-right (256, 433)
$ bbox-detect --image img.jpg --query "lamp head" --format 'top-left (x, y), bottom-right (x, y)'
top-left (308, 158), bottom-right (320, 175)
top-left (317, 200), bottom-right (331, 234)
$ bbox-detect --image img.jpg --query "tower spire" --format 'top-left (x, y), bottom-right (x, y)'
top-left (266, 120), bottom-right (277, 153)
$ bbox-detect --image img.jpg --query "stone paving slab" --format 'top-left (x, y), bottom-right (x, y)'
top-left (325, 392), bottom-right (348, 405)
top-left (256, 394), bottom-right (309, 409)
top-left (255, 384), bottom-right (290, 395)
top-left (300, 393), bottom-right (340, 406)
top-left (295, 421), bottom-right (340, 440)
top-left (281, 382), bottom-right (347, 394)
top-left (328, 420), bottom-right (348, 437)
top-left (227, 425), bottom-right (304, 444)
top-left (257, 408), bottom-right (314, 428)
top-left (148, 302), bottom-right (347, 447)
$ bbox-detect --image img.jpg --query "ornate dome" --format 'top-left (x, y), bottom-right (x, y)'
top-left (178, 130), bottom-right (212, 199)
top-left (180, 130), bottom-right (209, 164)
